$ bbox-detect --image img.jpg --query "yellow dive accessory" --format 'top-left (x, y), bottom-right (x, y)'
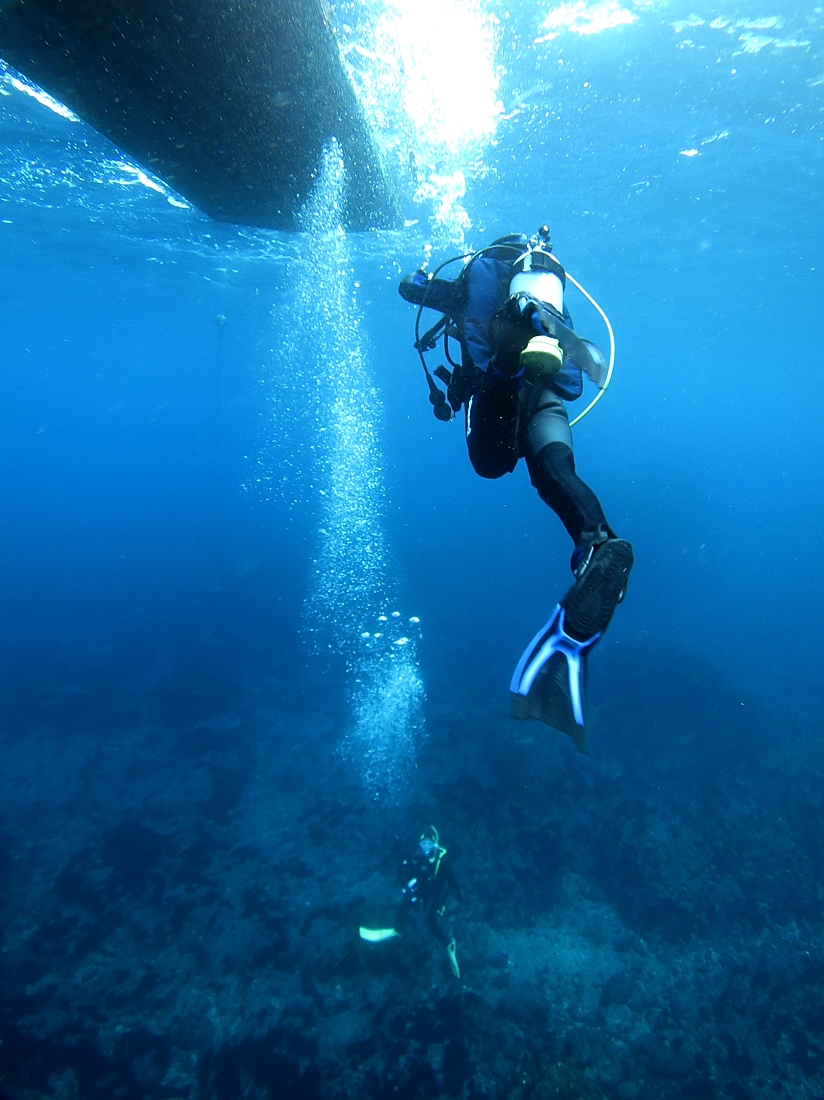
top-left (520, 334), bottom-right (563, 381)
top-left (420, 825), bottom-right (447, 876)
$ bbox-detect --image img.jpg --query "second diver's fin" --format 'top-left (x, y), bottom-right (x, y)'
top-left (510, 605), bottom-right (598, 751)
top-left (359, 927), bottom-right (400, 942)
top-left (446, 937), bottom-right (461, 979)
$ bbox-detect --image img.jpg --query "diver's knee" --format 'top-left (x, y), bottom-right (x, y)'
top-left (466, 392), bottom-right (518, 479)
top-left (468, 445), bottom-right (515, 480)
top-left (528, 440), bottom-right (576, 486)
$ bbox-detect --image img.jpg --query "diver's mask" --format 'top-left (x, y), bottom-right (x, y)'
top-left (419, 827), bottom-right (447, 874)
top-left (419, 838), bottom-right (438, 861)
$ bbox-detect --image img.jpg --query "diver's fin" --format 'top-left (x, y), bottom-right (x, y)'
top-left (542, 318), bottom-right (607, 389)
top-left (446, 937), bottom-right (461, 979)
top-left (359, 927), bottom-right (400, 942)
top-left (577, 339), bottom-right (608, 388)
top-left (510, 605), bottom-right (597, 751)
top-left (510, 538), bottom-right (634, 750)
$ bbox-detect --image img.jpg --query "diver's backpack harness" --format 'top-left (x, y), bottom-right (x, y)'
top-left (405, 237), bottom-right (526, 421)
top-left (403, 229), bottom-right (616, 428)
top-left (407, 250), bottom-right (482, 422)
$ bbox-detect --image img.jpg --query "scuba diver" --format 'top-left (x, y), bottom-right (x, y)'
top-left (360, 827), bottom-right (462, 979)
top-left (398, 227), bottom-right (633, 750)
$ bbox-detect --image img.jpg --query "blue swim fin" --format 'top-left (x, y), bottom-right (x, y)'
top-left (510, 605), bottom-right (599, 751)
top-left (511, 537), bottom-right (634, 751)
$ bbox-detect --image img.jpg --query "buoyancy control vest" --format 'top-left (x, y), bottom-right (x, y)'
top-left (398, 234), bottom-right (529, 420)
top-left (399, 231), bottom-right (612, 421)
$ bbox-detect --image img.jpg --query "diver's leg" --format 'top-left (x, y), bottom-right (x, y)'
top-left (465, 373), bottom-right (520, 480)
top-left (425, 900), bottom-right (460, 977)
top-left (465, 299), bottom-right (544, 480)
top-left (522, 387), bottom-right (632, 640)
top-left (424, 904), bottom-right (451, 946)
top-left (527, 442), bottom-right (612, 548)
top-left (522, 388), bottom-right (611, 548)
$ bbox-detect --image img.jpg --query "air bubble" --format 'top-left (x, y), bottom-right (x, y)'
top-left (293, 142), bottom-right (424, 794)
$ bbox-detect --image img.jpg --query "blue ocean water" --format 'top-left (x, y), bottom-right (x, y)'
top-left (1, 2), bottom-right (824, 1097)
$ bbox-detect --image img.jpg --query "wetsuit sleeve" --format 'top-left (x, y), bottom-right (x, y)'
top-left (398, 272), bottom-right (461, 314)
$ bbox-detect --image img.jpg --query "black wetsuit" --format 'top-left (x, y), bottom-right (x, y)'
top-left (397, 848), bottom-right (460, 947)
top-left (466, 299), bottom-right (612, 549)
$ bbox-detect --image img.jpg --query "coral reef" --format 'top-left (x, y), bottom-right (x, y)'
top-left (1, 636), bottom-right (823, 1099)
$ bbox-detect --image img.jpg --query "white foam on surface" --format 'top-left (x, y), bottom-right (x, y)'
top-left (538, 0), bottom-right (638, 40)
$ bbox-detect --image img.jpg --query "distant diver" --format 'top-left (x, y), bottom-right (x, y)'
top-left (399, 227), bottom-right (633, 750)
top-left (360, 826), bottom-right (462, 978)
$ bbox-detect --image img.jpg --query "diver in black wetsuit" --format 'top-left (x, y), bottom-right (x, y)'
top-left (397, 828), bottom-right (461, 968)
top-left (360, 827), bottom-right (462, 978)
top-left (399, 228), bottom-right (634, 745)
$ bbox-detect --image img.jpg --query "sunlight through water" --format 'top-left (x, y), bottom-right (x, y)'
top-left (332, 0), bottom-right (503, 243)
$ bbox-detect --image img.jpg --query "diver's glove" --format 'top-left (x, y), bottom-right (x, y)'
top-left (398, 270), bottom-right (429, 305)
top-left (398, 270), bottom-right (460, 314)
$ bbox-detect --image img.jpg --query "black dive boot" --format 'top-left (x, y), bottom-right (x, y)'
top-left (562, 527), bottom-right (634, 643)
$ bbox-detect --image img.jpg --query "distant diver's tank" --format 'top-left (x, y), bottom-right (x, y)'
top-left (509, 247), bottom-right (566, 314)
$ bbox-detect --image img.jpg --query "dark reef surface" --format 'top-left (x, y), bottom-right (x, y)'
top-left (1, 635), bottom-right (824, 1100)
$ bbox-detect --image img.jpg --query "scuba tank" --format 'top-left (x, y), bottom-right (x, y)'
top-left (509, 229), bottom-right (568, 381)
top-left (509, 244), bottom-right (566, 315)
